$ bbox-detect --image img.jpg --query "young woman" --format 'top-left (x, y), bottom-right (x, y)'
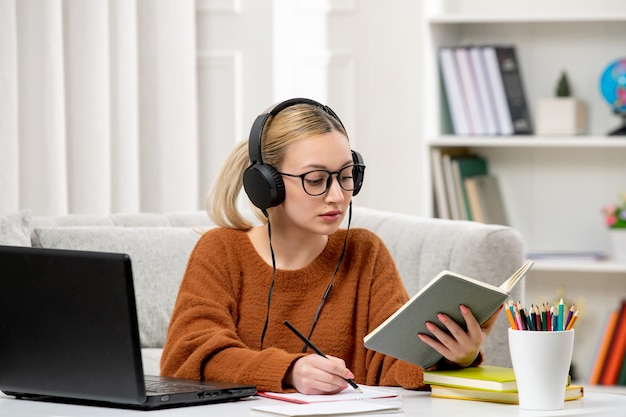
top-left (160, 98), bottom-right (501, 394)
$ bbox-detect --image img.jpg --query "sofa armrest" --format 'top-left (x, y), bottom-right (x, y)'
top-left (351, 206), bottom-right (525, 367)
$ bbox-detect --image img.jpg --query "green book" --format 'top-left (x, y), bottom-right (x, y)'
top-left (618, 361), bottom-right (626, 385)
top-left (451, 155), bottom-right (488, 220)
top-left (363, 260), bottom-right (533, 369)
top-left (424, 365), bottom-right (517, 391)
top-left (617, 314), bottom-right (626, 385)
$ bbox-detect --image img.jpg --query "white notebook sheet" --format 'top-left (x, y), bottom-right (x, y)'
top-left (257, 385), bottom-right (398, 404)
top-left (251, 398), bottom-right (402, 416)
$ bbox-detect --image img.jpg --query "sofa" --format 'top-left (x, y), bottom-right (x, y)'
top-left (0, 206), bottom-right (525, 377)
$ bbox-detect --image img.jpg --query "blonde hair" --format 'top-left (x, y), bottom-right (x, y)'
top-left (206, 103), bottom-right (348, 229)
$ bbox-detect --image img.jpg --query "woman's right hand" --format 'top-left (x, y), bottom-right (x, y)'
top-left (284, 354), bottom-right (354, 394)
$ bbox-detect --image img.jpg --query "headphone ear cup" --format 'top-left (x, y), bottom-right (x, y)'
top-left (351, 150), bottom-right (365, 196)
top-left (243, 163), bottom-right (286, 210)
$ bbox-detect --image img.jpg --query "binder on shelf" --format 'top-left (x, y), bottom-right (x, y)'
top-left (464, 175), bottom-right (509, 226)
top-left (451, 155), bottom-right (488, 221)
top-left (618, 337), bottom-right (626, 385)
top-left (430, 148), bottom-right (449, 219)
top-left (439, 47), bottom-right (471, 135)
top-left (454, 48), bottom-right (485, 135)
top-left (599, 300), bottom-right (626, 385)
top-left (442, 153), bottom-right (462, 220)
top-left (482, 45), bottom-right (532, 135)
top-left (469, 46), bottom-right (499, 135)
top-left (431, 147), bottom-right (468, 220)
top-left (588, 309), bottom-right (619, 385)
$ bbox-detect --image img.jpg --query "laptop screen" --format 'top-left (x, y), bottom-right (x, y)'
top-left (0, 246), bottom-right (147, 405)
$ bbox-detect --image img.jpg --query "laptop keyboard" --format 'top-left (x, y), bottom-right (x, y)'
top-left (145, 380), bottom-right (205, 394)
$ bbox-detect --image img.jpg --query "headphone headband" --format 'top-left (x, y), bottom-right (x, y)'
top-left (248, 98), bottom-right (345, 165)
top-left (243, 98), bottom-right (364, 211)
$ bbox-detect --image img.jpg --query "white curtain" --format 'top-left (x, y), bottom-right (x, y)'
top-left (0, 0), bottom-right (199, 216)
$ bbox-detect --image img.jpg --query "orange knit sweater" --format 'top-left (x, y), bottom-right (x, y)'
top-left (160, 227), bottom-right (427, 392)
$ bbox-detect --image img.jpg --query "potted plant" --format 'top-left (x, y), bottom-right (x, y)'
top-left (536, 71), bottom-right (587, 135)
top-left (602, 193), bottom-right (626, 261)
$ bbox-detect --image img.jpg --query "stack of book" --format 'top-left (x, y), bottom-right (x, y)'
top-left (588, 299), bottom-right (626, 386)
top-left (424, 365), bottom-right (584, 405)
top-left (439, 44), bottom-right (532, 136)
top-left (430, 148), bottom-right (508, 224)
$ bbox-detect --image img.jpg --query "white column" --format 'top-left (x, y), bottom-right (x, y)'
top-left (0, 0), bottom-right (19, 215)
top-left (137, 0), bottom-right (199, 212)
top-left (16, 0), bottom-right (68, 215)
top-left (63, 0), bottom-right (111, 214)
top-left (109, 0), bottom-right (140, 213)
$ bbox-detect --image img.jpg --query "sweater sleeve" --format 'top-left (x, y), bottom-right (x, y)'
top-left (160, 231), bottom-right (305, 392)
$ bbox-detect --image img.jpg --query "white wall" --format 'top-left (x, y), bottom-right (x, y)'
top-left (348, 1), bottom-right (423, 215)
top-left (197, 0), bottom-right (424, 216)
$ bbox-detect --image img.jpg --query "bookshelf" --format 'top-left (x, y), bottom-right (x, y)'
top-left (421, 1), bottom-right (626, 389)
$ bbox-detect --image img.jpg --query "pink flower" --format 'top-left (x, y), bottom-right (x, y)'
top-left (603, 195), bottom-right (626, 229)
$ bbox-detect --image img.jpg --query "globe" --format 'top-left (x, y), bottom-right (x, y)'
top-left (599, 57), bottom-right (626, 135)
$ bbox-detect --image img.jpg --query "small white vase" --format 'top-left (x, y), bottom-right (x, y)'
top-left (609, 229), bottom-right (626, 261)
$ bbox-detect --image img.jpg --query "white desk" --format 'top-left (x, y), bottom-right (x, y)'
top-left (1, 388), bottom-right (625, 417)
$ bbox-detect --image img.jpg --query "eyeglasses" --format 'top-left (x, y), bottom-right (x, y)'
top-left (278, 164), bottom-right (365, 196)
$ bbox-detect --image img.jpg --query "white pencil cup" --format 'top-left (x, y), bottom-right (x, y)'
top-left (508, 328), bottom-right (574, 411)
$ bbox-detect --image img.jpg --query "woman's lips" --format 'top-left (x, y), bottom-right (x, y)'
top-left (320, 210), bottom-right (341, 221)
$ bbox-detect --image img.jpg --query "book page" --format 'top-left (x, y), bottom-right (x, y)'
top-left (498, 260), bottom-right (533, 293)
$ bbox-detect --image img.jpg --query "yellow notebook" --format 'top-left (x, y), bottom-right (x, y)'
top-left (424, 365), bottom-right (517, 391)
top-left (430, 384), bottom-right (584, 404)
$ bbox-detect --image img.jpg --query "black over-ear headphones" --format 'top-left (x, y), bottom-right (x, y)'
top-left (243, 98), bottom-right (365, 211)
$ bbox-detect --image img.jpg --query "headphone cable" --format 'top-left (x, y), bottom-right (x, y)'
top-left (259, 203), bottom-right (353, 350)
top-left (260, 209), bottom-right (276, 350)
top-left (302, 202), bottom-right (352, 350)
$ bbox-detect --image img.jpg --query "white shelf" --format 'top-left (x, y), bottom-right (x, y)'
top-left (532, 260), bottom-right (626, 274)
top-left (428, 14), bottom-right (626, 24)
top-left (584, 384), bottom-right (626, 396)
top-left (428, 136), bottom-right (626, 148)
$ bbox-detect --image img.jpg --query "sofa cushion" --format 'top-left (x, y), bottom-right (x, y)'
top-left (32, 226), bottom-right (201, 348)
top-left (0, 210), bottom-right (32, 246)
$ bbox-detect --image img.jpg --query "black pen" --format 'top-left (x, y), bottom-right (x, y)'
top-left (283, 320), bottom-right (362, 393)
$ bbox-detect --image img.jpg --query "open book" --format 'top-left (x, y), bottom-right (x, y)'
top-left (363, 260), bottom-right (533, 369)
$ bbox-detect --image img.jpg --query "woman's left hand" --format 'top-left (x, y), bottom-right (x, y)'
top-left (417, 304), bottom-right (503, 368)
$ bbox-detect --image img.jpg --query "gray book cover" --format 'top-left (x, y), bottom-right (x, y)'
top-left (363, 261), bottom-right (532, 369)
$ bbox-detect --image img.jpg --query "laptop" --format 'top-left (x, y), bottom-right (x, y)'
top-left (0, 245), bottom-right (256, 410)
